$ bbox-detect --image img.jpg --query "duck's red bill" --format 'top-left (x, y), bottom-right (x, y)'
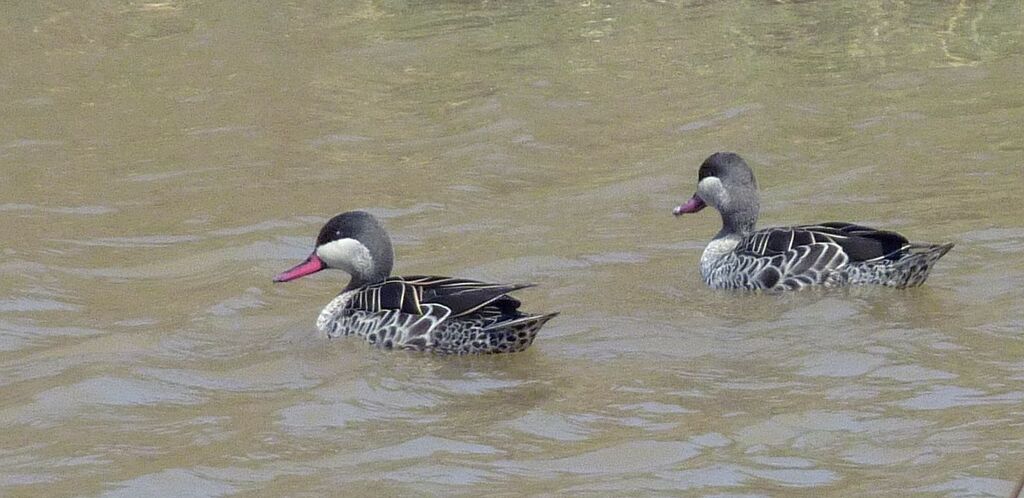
top-left (273, 253), bottom-right (325, 282)
top-left (673, 194), bottom-right (706, 215)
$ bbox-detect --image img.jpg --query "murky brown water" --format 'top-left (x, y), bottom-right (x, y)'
top-left (2, 1), bottom-right (1023, 496)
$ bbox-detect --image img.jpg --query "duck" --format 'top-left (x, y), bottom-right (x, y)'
top-left (672, 152), bottom-right (954, 290)
top-left (273, 210), bottom-right (558, 354)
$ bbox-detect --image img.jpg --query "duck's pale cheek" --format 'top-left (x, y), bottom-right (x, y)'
top-left (698, 176), bottom-right (733, 209)
top-left (316, 238), bottom-right (373, 275)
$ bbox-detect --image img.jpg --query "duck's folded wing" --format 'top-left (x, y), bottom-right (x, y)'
top-left (346, 279), bottom-right (415, 313)
top-left (413, 277), bottom-right (531, 318)
top-left (346, 276), bottom-right (529, 318)
top-left (737, 223), bottom-right (909, 262)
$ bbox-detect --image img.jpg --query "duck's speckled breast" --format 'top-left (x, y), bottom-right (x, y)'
top-left (700, 236), bottom-right (741, 282)
top-left (316, 291), bottom-right (355, 335)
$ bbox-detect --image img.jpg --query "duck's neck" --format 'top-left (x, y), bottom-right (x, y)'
top-left (344, 265), bottom-right (390, 291)
top-left (714, 193), bottom-right (759, 239)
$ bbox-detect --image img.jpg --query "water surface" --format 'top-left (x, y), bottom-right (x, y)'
top-left (1, 1), bottom-right (1023, 496)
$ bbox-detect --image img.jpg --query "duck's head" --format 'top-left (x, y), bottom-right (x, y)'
top-left (673, 152), bottom-right (760, 234)
top-left (273, 210), bottom-right (394, 288)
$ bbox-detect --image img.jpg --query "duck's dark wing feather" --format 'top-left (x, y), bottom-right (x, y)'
top-left (737, 222), bottom-right (909, 262)
top-left (346, 276), bottom-right (529, 318)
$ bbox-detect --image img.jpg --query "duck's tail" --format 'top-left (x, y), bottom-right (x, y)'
top-left (893, 242), bottom-right (954, 288)
top-left (484, 312), bottom-right (559, 353)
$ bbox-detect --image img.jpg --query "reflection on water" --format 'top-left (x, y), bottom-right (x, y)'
top-left (2, 1), bottom-right (1023, 496)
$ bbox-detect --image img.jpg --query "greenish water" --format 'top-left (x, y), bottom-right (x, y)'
top-left (1, 1), bottom-right (1022, 496)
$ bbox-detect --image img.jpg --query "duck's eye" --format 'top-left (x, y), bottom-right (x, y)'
top-left (698, 166), bottom-right (714, 180)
